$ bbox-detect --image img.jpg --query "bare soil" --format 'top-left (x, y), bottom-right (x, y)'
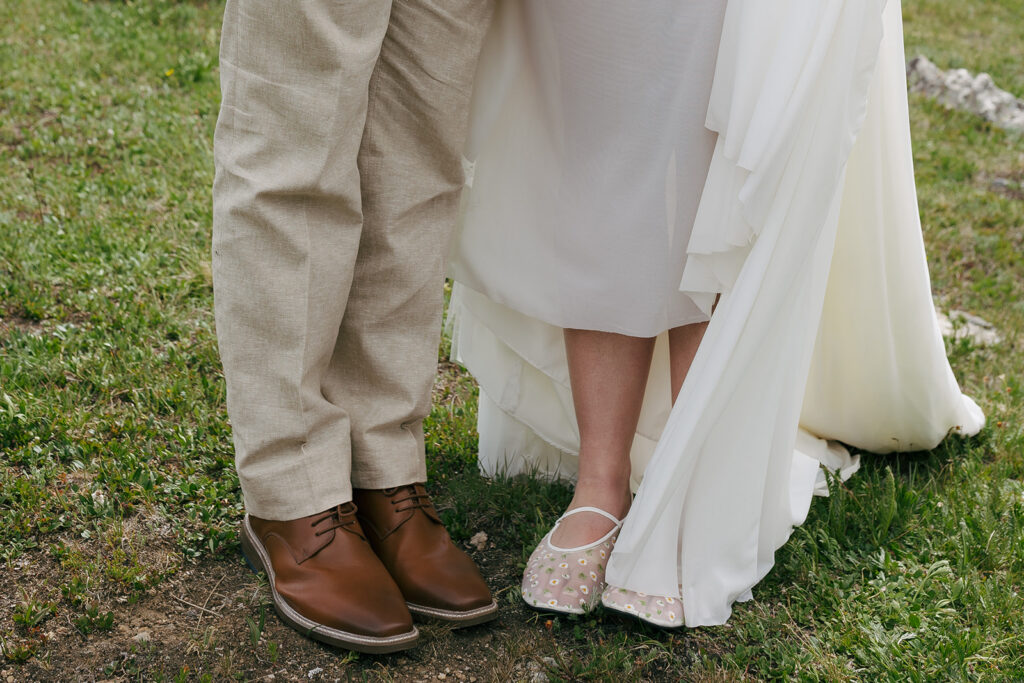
top-left (0, 535), bottom-right (575, 682)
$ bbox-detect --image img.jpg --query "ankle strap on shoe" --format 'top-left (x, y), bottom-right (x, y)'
top-left (546, 506), bottom-right (625, 553)
top-left (557, 506), bottom-right (624, 526)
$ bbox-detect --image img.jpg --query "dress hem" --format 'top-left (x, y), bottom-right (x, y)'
top-left (449, 280), bottom-right (712, 339)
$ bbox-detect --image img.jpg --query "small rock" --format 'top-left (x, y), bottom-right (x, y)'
top-left (525, 659), bottom-right (549, 683)
top-left (133, 631), bottom-right (151, 644)
top-left (938, 310), bottom-right (1001, 346)
top-left (469, 531), bottom-right (488, 551)
top-left (306, 668), bottom-right (323, 680)
top-left (908, 55), bottom-right (1024, 132)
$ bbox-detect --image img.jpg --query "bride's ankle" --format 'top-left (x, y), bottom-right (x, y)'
top-left (549, 479), bottom-right (631, 549)
top-left (569, 478), bottom-right (632, 520)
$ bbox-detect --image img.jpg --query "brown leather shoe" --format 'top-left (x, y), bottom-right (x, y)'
top-left (352, 484), bottom-right (498, 627)
top-left (240, 503), bottom-right (419, 653)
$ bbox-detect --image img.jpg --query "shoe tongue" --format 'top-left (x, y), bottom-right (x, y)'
top-left (405, 484), bottom-right (442, 524)
top-left (291, 505), bottom-right (364, 562)
top-left (292, 523), bottom-right (336, 564)
top-left (420, 502), bottom-right (442, 525)
top-left (372, 485), bottom-right (443, 537)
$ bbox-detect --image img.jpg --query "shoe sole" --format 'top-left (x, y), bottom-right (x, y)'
top-left (240, 515), bottom-right (420, 654)
top-left (521, 599), bottom-right (588, 617)
top-left (406, 599), bottom-right (499, 628)
top-left (600, 599), bottom-right (684, 630)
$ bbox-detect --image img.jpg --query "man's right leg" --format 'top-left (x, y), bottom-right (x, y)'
top-left (213, 0), bottom-right (387, 520)
top-left (212, 0), bottom-right (418, 652)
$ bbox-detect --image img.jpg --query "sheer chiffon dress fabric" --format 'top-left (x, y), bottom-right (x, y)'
top-left (449, 0), bottom-right (726, 336)
top-left (447, 0), bottom-right (984, 627)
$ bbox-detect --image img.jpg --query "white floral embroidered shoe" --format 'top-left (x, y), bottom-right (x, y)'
top-left (600, 585), bottom-right (684, 628)
top-left (521, 506), bottom-right (624, 615)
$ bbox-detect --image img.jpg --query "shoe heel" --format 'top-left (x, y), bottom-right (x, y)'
top-left (239, 519), bottom-right (264, 575)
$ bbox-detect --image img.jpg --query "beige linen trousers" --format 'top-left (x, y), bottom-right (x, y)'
top-left (212, 0), bottom-right (494, 520)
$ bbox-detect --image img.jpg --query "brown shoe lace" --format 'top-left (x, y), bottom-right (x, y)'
top-left (311, 503), bottom-right (365, 540)
top-left (388, 484), bottom-right (435, 515)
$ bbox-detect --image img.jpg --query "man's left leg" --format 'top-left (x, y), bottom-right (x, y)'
top-left (321, 0), bottom-right (498, 625)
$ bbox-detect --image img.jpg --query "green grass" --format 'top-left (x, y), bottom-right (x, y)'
top-left (1, 0), bottom-right (1022, 680)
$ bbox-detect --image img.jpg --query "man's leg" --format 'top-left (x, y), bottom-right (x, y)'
top-left (213, 0), bottom-right (389, 520)
top-left (213, 0), bottom-right (420, 652)
top-left (323, 0), bottom-right (499, 624)
top-left (322, 0), bottom-right (494, 486)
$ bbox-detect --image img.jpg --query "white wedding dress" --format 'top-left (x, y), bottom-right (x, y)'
top-left (448, 0), bottom-right (984, 627)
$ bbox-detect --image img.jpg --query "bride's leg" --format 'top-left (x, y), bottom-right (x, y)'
top-left (597, 321), bottom-right (708, 626)
top-left (668, 321), bottom-right (710, 402)
top-left (552, 329), bottom-right (655, 548)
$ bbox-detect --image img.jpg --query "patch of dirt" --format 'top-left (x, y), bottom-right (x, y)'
top-left (0, 308), bottom-right (91, 340)
top-left (0, 314), bottom-right (46, 337)
top-left (2, 535), bottom-right (559, 682)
